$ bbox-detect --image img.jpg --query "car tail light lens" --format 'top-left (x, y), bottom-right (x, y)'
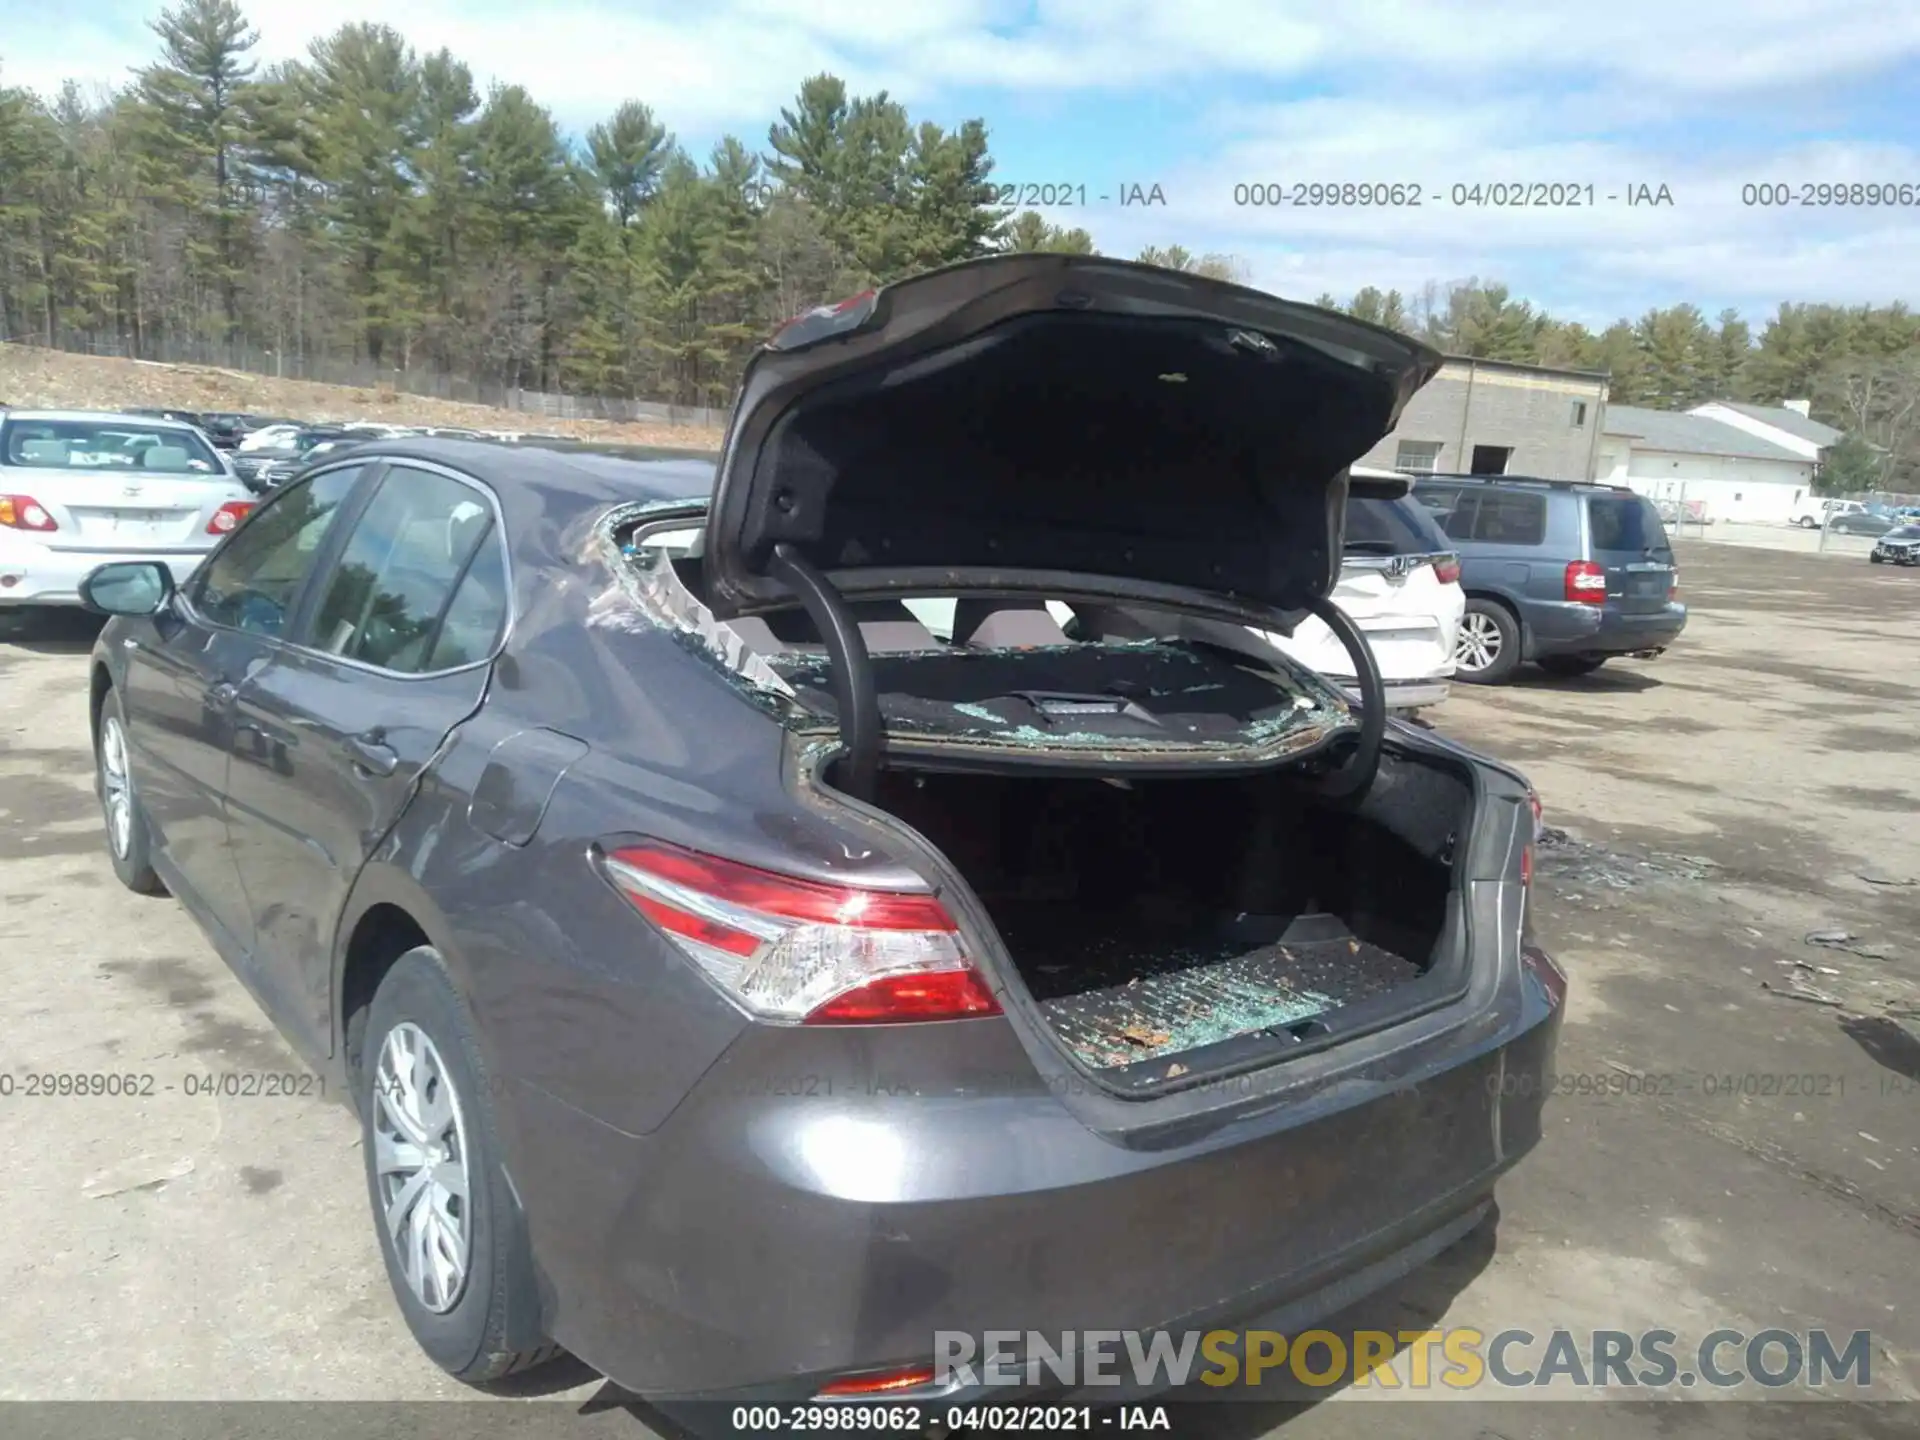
top-left (603, 840), bottom-right (1000, 1024)
top-left (1431, 553), bottom-right (1461, 585)
top-left (1522, 789), bottom-right (1543, 887)
top-left (819, 1365), bottom-right (938, 1397)
top-left (1667, 569), bottom-right (1679, 601)
top-left (207, 500), bottom-right (255, 534)
top-left (0, 494), bottom-right (57, 531)
top-left (1564, 560), bottom-right (1607, 604)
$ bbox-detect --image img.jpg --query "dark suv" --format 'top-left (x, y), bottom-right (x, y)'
top-left (1411, 473), bottom-right (1687, 684)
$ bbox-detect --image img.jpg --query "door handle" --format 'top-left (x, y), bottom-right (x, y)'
top-left (347, 732), bottom-right (399, 777)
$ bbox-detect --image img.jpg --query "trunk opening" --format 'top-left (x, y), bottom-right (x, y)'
top-left (829, 749), bottom-right (1475, 1085)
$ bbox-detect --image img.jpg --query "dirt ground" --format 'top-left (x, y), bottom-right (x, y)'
top-left (0, 540), bottom-right (1916, 1437)
top-left (0, 343), bottom-right (724, 449)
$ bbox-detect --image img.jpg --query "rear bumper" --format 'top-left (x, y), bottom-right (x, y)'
top-left (0, 540), bottom-right (209, 607)
top-left (1524, 599), bottom-right (1687, 660)
top-left (495, 962), bottom-right (1563, 1402)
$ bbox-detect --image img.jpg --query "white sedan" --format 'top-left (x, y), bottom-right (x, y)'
top-left (0, 410), bottom-right (256, 633)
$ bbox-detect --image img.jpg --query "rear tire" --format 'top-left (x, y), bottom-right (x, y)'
top-left (1452, 600), bottom-right (1521, 685)
top-left (361, 947), bottom-right (563, 1385)
top-left (96, 689), bottom-right (165, 895)
top-left (1798, 516), bottom-right (1819, 529)
top-left (1538, 656), bottom-right (1607, 677)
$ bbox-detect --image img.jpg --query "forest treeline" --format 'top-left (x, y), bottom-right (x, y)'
top-left (0, 0), bottom-right (1915, 483)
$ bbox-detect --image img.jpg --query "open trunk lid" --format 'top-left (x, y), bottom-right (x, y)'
top-left (700, 255), bottom-right (1443, 619)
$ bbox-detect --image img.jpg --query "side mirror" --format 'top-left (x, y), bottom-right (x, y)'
top-left (80, 561), bottom-right (176, 617)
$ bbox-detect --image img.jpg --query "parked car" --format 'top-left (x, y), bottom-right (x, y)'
top-left (124, 406), bottom-right (209, 430)
top-left (228, 426), bottom-right (365, 492)
top-left (235, 421), bottom-right (306, 454)
top-left (1261, 470), bottom-right (1463, 712)
top-left (0, 410), bottom-right (254, 636)
top-left (1869, 524), bottom-right (1920, 565)
top-left (1827, 509), bottom-right (1900, 538)
top-left (1791, 497), bottom-right (1866, 529)
top-left (1410, 473), bottom-right (1686, 684)
top-left (76, 256), bottom-right (1562, 1412)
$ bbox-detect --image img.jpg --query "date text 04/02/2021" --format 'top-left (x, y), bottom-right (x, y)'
top-left (1229, 182), bottom-right (1674, 207)
top-left (725, 1404), bottom-right (1168, 1431)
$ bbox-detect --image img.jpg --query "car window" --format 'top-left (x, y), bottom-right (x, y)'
top-left (1344, 495), bottom-right (1451, 555)
top-left (2, 417), bottom-right (222, 472)
top-left (1588, 494), bottom-right (1670, 554)
top-left (193, 467), bottom-right (364, 636)
top-left (423, 523), bottom-right (510, 671)
top-left (1466, 489), bottom-right (1546, 545)
top-left (306, 465), bottom-right (496, 674)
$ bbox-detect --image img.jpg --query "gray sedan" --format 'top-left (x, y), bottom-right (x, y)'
top-left (74, 255), bottom-right (1564, 1420)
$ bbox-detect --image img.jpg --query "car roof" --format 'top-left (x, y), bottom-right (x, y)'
top-left (339, 436), bottom-right (719, 637)
top-left (1, 408), bottom-right (211, 429)
top-left (1415, 471), bottom-right (1635, 496)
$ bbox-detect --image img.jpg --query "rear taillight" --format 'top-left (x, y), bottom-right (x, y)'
top-left (0, 494), bottom-right (57, 532)
top-left (207, 500), bottom-right (255, 534)
top-left (604, 840), bottom-right (1000, 1024)
top-left (1431, 553), bottom-right (1461, 586)
top-left (1564, 560), bottom-right (1606, 604)
top-left (1522, 789), bottom-right (1543, 887)
top-left (1667, 569), bottom-right (1679, 601)
top-left (819, 1365), bottom-right (939, 1397)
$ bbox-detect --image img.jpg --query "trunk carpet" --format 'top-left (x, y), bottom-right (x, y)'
top-left (997, 910), bottom-right (1421, 1069)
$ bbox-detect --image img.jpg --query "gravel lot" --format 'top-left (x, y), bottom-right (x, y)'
top-left (1, 540), bottom-right (1917, 1438)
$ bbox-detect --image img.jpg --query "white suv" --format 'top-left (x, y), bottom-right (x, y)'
top-left (0, 410), bottom-right (256, 634)
top-left (1260, 474), bottom-right (1465, 713)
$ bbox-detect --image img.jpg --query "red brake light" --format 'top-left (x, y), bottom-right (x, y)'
top-left (819, 1365), bottom-right (938, 1397)
top-left (207, 500), bottom-right (255, 534)
top-left (604, 841), bottom-right (1000, 1024)
top-left (1522, 790), bottom-right (1543, 887)
top-left (1431, 554), bottom-right (1461, 586)
top-left (1564, 560), bottom-right (1606, 604)
top-left (0, 494), bottom-right (58, 531)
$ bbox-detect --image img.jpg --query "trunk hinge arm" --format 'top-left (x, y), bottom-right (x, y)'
top-left (766, 543), bottom-right (882, 801)
top-left (1306, 595), bottom-right (1385, 803)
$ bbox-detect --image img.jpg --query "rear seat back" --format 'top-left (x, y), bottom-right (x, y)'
top-left (951, 600), bottom-right (1071, 648)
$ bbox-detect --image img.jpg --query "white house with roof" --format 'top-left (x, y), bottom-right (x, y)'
top-left (1595, 403), bottom-right (1822, 524)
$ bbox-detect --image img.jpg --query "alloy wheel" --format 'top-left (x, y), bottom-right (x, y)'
top-left (373, 1022), bottom-right (474, 1314)
top-left (1454, 611), bottom-right (1503, 673)
top-left (99, 716), bottom-right (133, 860)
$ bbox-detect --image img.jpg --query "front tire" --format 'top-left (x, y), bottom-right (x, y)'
top-left (1798, 516), bottom-right (1819, 529)
top-left (1538, 656), bottom-right (1607, 677)
top-left (96, 689), bottom-right (165, 895)
top-left (361, 947), bottom-right (562, 1384)
top-left (1452, 600), bottom-right (1521, 685)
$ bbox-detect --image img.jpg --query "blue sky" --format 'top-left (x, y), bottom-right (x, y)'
top-left (7, 0), bottom-right (1920, 329)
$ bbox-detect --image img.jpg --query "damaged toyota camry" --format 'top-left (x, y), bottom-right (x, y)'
top-left (78, 255), bottom-right (1564, 1411)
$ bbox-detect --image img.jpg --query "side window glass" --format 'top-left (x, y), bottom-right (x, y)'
top-left (1432, 492), bottom-right (1477, 541)
top-left (1469, 491), bottom-right (1546, 545)
top-left (306, 466), bottom-right (495, 674)
top-left (424, 523), bottom-right (509, 671)
top-left (193, 467), bottom-right (363, 636)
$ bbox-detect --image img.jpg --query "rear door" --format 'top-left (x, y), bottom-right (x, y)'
top-left (224, 461), bottom-right (510, 1044)
top-left (1585, 491), bottom-right (1674, 615)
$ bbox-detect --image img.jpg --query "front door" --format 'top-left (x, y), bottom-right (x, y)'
top-left (121, 465), bottom-right (366, 944)
top-left (224, 463), bottom-right (511, 1045)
